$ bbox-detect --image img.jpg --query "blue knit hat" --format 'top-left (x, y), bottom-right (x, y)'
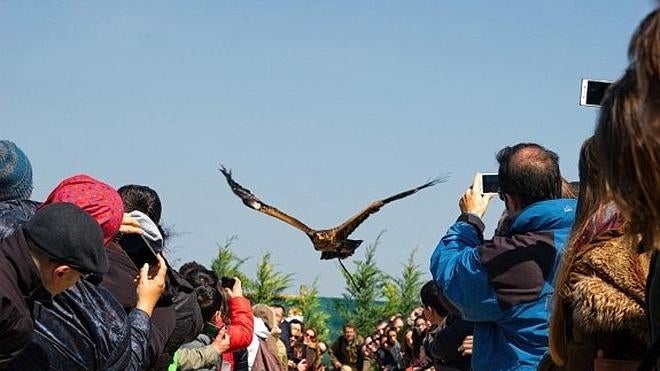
top-left (0, 140), bottom-right (33, 202)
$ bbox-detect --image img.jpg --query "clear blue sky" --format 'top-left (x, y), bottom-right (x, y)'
top-left (1, 1), bottom-right (655, 297)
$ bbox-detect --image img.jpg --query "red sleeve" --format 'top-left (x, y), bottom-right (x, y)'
top-left (227, 296), bottom-right (254, 350)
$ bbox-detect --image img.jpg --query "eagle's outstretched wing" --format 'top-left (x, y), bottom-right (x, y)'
top-left (219, 165), bottom-right (315, 235)
top-left (332, 174), bottom-right (449, 240)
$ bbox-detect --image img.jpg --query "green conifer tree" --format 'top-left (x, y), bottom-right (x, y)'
top-left (335, 232), bottom-right (387, 338)
top-left (211, 236), bottom-right (253, 292)
top-left (295, 279), bottom-right (331, 342)
top-left (384, 248), bottom-right (425, 316)
top-left (251, 251), bottom-right (294, 304)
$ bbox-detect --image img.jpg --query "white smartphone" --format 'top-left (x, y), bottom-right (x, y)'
top-left (579, 79), bottom-right (612, 107)
top-left (480, 173), bottom-right (499, 194)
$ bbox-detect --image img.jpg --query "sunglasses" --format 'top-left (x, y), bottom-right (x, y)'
top-left (304, 332), bottom-right (316, 340)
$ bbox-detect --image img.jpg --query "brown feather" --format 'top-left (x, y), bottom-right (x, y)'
top-left (219, 165), bottom-right (313, 234)
top-left (332, 175), bottom-right (449, 240)
top-left (219, 165), bottom-right (447, 259)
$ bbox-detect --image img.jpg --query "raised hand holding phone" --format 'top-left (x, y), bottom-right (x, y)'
top-left (135, 253), bottom-right (167, 317)
top-left (223, 276), bottom-right (243, 298)
top-left (459, 173), bottom-right (496, 218)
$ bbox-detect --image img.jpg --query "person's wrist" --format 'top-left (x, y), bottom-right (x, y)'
top-left (467, 209), bottom-right (485, 218)
top-left (211, 342), bottom-right (225, 355)
top-left (136, 298), bottom-right (155, 317)
top-left (464, 209), bottom-right (482, 217)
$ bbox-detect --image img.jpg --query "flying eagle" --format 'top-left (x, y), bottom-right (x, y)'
top-left (219, 165), bottom-right (447, 260)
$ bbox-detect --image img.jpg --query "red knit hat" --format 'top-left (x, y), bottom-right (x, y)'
top-left (43, 174), bottom-right (124, 244)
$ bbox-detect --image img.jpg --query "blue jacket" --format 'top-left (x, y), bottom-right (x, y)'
top-left (430, 199), bottom-right (576, 371)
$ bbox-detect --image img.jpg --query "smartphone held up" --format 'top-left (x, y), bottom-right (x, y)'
top-left (479, 173), bottom-right (499, 195)
top-left (221, 276), bottom-right (236, 289)
top-left (579, 79), bottom-right (612, 107)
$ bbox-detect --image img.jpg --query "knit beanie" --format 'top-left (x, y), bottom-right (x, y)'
top-left (43, 174), bottom-right (124, 244)
top-left (0, 140), bottom-right (33, 202)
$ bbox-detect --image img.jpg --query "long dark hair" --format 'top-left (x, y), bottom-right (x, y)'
top-left (549, 137), bottom-right (605, 365)
top-left (594, 69), bottom-right (658, 249)
top-left (629, 8), bottom-right (660, 135)
top-left (117, 184), bottom-right (171, 241)
top-left (624, 8), bottom-right (660, 248)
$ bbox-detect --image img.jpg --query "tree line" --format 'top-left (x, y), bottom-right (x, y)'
top-left (210, 231), bottom-right (427, 342)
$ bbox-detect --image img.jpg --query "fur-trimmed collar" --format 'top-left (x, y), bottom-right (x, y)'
top-left (570, 229), bottom-right (650, 343)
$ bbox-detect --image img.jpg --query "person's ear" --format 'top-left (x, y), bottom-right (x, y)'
top-left (43, 264), bottom-right (77, 295)
top-left (503, 194), bottom-right (523, 214)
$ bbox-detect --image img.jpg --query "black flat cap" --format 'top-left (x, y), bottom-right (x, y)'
top-left (24, 202), bottom-right (108, 274)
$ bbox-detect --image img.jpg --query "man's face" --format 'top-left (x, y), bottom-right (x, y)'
top-left (392, 317), bottom-right (404, 330)
top-left (271, 307), bottom-right (284, 324)
top-left (344, 326), bottom-right (356, 342)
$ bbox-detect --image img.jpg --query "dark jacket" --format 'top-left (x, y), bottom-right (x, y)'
top-left (0, 201), bottom-right (152, 370)
top-left (639, 249), bottom-right (660, 371)
top-left (0, 229), bottom-right (50, 368)
top-left (151, 271), bottom-right (203, 371)
top-left (10, 280), bottom-right (151, 370)
top-left (375, 342), bottom-right (405, 371)
top-left (102, 242), bottom-right (178, 369)
top-left (0, 199), bottom-right (38, 239)
top-left (431, 199), bottom-right (577, 370)
top-left (329, 335), bottom-right (364, 370)
top-left (423, 315), bottom-right (473, 371)
top-left (279, 320), bottom-right (293, 358)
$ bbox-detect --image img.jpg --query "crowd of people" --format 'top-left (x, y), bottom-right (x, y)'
top-left (0, 6), bottom-right (659, 371)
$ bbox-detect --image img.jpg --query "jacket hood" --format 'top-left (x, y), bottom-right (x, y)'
top-left (253, 317), bottom-right (270, 339)
top-left (507, 198), bottom-right (577, 235)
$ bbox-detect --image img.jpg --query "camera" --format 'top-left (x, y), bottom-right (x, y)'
top-left (480, 173), bottom-right (499, 194)
top-left (579, 79), bottom-right (612, 107)
top-left (221, 276), bottom-right (236, 289)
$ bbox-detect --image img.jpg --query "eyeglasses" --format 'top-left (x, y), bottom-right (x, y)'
top-left (304, 332), bottom-right (316, 340)
top-left (68, 264), bottom-right (92, 280)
